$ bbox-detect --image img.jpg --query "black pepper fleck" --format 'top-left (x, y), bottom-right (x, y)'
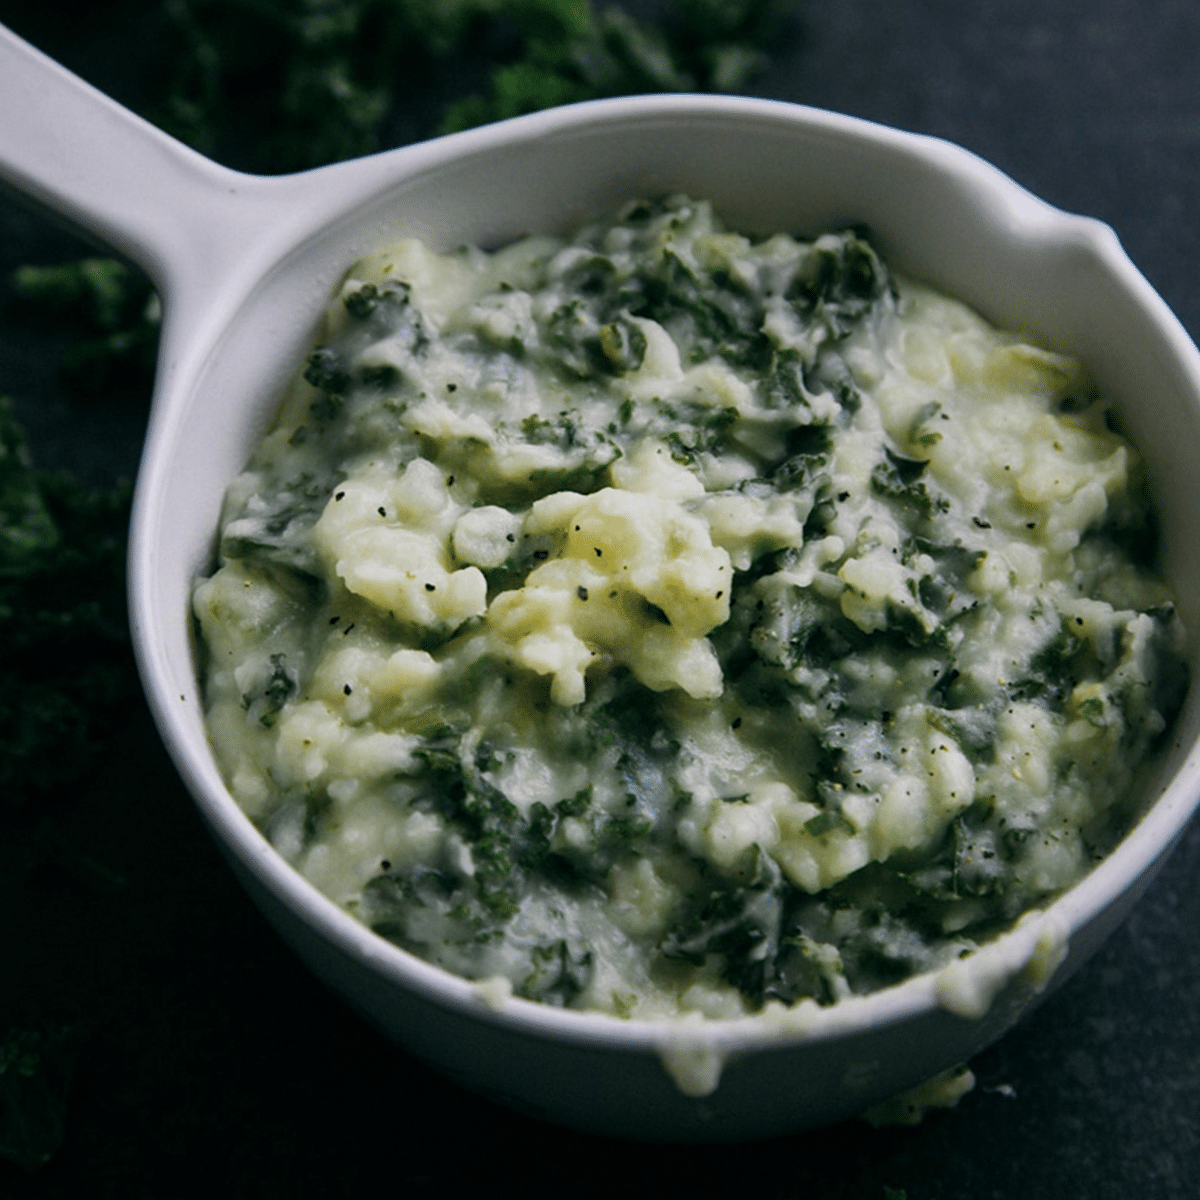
top-left (577, 586), bottom-right (589, 601)
top-left (425, 583), bottom-right (436, 592)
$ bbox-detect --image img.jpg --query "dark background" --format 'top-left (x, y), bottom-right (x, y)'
top-left (1, 2), bottom-right (1199, 1196)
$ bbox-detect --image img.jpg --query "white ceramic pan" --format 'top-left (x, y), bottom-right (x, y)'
top-left (2, 21), bottom-right (1199, 1141)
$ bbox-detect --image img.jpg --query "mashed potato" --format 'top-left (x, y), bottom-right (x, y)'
top-left (194, 196), bottom-right (1186, 1019)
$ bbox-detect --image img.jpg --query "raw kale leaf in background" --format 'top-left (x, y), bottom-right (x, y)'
top-left (0, 0), bottom-right (797, 1172)
top-left (0, 396), bottom-right (134, 807)
top-left (156, 0), bottom-right (797, 170)
top-left (9, 259), bottom-right (159, 405)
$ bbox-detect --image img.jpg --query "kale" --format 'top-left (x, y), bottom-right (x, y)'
top-left (362, 865), bottom-right (484, 949)
top-left (907, 400), bottom-right (946, 449)
top-left (343, 281), bottom-right (430, 375)
top-left (0, 398), bottom-right (58, 573)
top-left (594, 669), bottom-right (669, 751)
top-left (875, 445), bottom-right (928, 490)
top-left (243, 653), bottom-right (296, 729)
top-left (147, 0), bottom-right (796, 172)
top-left (925, 705), bottom-right (994, 762)
top-left (1095, 479), bottom-right (1161, 568)
top-left (520, 410), bottom-right (580, 447)
top-left (663, 405), bottom-right (742, 464)
top-left (761, 346), bottom-right (813, 411)
top-left (901, 797), bottom-right (1008, 903)
top-left (660, 846), bottom-right (785, 1005)
top-left (303, 347), bottom-right (353, 396)
top-left (655, 830), bottom-right (990, 1008)
top-left (523, 455), bottom-right (617, 501)
top-left (598, 316), bottom-right (649, 373)
top-left (836, 909), bottom-right (937, 991)
top-left (545, 300), bottom-right (607, 378)
top-left (544, 301), bottom-right (648, 379)
top-left (804, 808), bottom-right (855, 837)
top-left (366, 729), bottom-right (647, 1002)
top-left (395, 728), bottom-right (656, 942)
top-left (904, 536), bottom-right (984, 621)
top-left (439, 0), bottom-right (796, 136)
top-left (539, 199), bottom-right (783, 374)
top-left (788, 229), bottom-right (891, 340)
top-left (768, 419), bottom-right (833, 490)
top-left (9, 259), bottom-right (159, 404)
top-left (871, 446), bottom-right (948, 522)
top-left (1004, 617), bottom-right (1096, 708)
top-left (219, 469), bottom-right (334, 582)
top-left (521, 938), bottom-right (595, 1007)
top-left (0, 400), bottom-right (137, 808)
top-left (643, 249), bottom-right (775, 369)
top-left (344, 279), bottom-right (409, 322)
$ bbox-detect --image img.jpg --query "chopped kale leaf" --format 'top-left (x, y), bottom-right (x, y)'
top-left (871, 446), bottom-right (947, 522)
top-left (521, 938), bottom-right (595, 1007)
top-left (789, 229), bottom-right (891, 340)
top-left (304, 347), bottom-right (352, 395)
top-left (661, 846), bottom-right (784, 1005)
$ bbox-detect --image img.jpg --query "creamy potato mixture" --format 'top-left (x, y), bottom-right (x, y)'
top-left (194, 197), bottom-right (1186, 1018)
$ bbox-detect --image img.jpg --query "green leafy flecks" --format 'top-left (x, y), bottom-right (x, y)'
top-left (789, 229), bottom-right (892, 340)
top-left (250, 654), bottom-right (297, 729)
top-left (522, 938), bottom-right (595, 1007)
top-left (660, 845), bottom-right (785, 1006)
top-left (871, 446), bottom-right (948, 522)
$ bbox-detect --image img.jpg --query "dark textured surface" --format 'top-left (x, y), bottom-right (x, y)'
top-left (2, 3), bottom-right (1199, 1196)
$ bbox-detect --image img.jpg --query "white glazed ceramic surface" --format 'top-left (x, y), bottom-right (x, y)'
top-left (3, 23), bottom-right (1200, 1142)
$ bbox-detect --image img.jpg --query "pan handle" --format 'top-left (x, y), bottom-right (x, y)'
top-left (0, 22), bottom-right (269, 296)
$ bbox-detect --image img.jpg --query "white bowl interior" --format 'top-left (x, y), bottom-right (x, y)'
top-left (130, 97), bottom-right (1200, 1140)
